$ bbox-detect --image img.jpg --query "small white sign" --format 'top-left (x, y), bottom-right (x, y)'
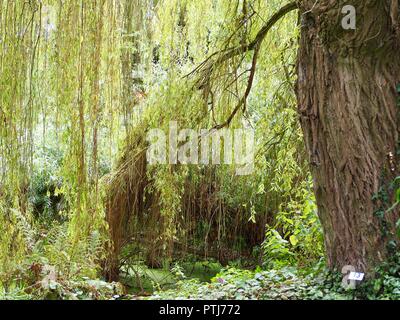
top-left (348, 272), bottom-right (365, 281)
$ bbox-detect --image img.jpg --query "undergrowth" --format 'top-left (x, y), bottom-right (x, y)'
top-left (150, 255), bottom-right (400, 301)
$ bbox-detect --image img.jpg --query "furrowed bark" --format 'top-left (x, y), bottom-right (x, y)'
top-left (297, 0), bottom-right (400, 272)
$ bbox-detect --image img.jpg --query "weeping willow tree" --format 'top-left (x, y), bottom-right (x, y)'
top-left (0, 0), bottom-right (328, 288)
top-left (105, 0), bottom-right (400, 276)
top-left (0, 0), bottom-right (43, 282)
top-left (0, 0), bottom-right (128, 289)
top-left (0, 0), bottom-right (317, 283)
top-left (103, 0), bottom-right (316, 280)
top-left (178, 0), bottom-right (400, 272)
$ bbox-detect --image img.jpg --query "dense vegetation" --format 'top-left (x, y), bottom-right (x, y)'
top-left (0, 0), bottom-right (400, 300)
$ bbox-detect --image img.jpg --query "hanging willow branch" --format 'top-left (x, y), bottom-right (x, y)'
top-left (188, 1), bottom-right (299, 129)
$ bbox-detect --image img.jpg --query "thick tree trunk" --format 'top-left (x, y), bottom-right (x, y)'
top-left (297, 0), bottom-right (400, 272)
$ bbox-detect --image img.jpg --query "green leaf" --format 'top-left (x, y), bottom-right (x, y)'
top-left (289, 235), bottom-right (298, 246)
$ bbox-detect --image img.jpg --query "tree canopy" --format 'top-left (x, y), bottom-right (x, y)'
top-left (1, 0), bottom-right (400, 301)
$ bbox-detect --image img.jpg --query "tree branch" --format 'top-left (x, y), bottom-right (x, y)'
top-left (188, 1), bottom-right (298, 80)
top-left (192, 1), bottom-right (299, 129)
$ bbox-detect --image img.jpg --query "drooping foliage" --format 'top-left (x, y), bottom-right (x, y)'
top-left (0, 0), bottom-right (324, 299)
top-left (104, 0), bottom-right (323, 278)
top-left (0, 0), bottom-right (125, 296)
